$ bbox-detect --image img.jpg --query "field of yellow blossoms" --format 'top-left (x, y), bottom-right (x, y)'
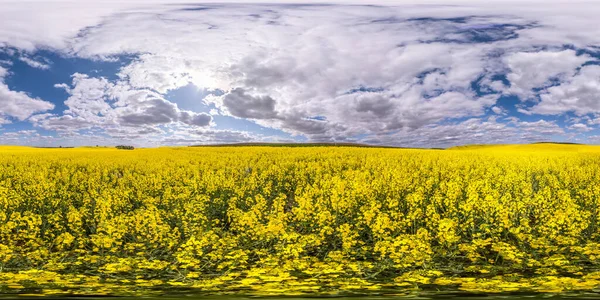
top-left (1, 144), bottom-right (600, 297)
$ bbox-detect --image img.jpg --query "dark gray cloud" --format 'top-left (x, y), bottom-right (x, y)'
top-left (355, 94), bottom-right (395, 118)
top-left (282, 116), bottom-right (330, 136)
top-left (119, 98), bottom-right (179, 126)
top-left (223, 88), bottom-right (278, 119)
top-left (119, 99), bottom-right (213, 127)
top-left (179, 111), bottom-right (212, 126)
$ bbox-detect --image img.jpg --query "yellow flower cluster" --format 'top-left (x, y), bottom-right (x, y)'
top-left (0, 144), bottom-right (600, 296)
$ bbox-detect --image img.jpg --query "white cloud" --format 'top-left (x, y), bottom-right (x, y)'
top-left (491, 106), bottom-right (506, 114)
top-left (517, 119), bottom-right (564, 135)
top-left (0, 1), bottom-right (166, 51)
top-left (35, 72), bottom-right (213, 135)
top-left (504, 49), bottom-right (592, 99)
top-left (587, 116), bottom-right (600, 126)
top-left (118, 55), bottom-right (199, 94)
top-left (0, 116), bottom-right (11, 126)
top-left (0, 63), bottom-right (55, 121)
top-left (0, 84), bottom-right (55, 121)
top-left (569, 123), bottom-right (592, 132)
top-left (525, 65), bottom-right (600, 115)
top-left (19, 56), bottom-right (51, 70)
top-left (0, 65), bottom-right (8, 79)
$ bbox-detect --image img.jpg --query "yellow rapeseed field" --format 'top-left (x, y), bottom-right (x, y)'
top-left (1, 144), bottom-right (600, 296)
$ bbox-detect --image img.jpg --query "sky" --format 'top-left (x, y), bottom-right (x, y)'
top-left (1, 1), bottom-right (600, 147)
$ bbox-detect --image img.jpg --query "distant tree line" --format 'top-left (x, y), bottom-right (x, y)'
top-left (116, 145), bottom-right (135, 150)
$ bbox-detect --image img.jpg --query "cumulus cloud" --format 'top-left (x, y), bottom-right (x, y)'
top-left (504, 49), bottom-right (592, 99)
top-left (118, 98), bottom-right (212, 127)
top-left (35, 73), bottom-right (212, 135)
top-left (491, 106), bottom-right (506, 114)
top-left (569, 123), bottom-right (592, 132)
top-left (525, 65), bottom-right (600, 115)
top-left (118, 55), bottom-right (199, 94)
top-left (54, 73), bottom-right (115, 123)
top-left (0, 64), bottom-right (55, 121)
top-left (517, 119), bottom-right (564, 135)
top-left (179, 111), bottom-right (212, 127)
top-left (354, 93), bottom-right (395, 118)
top-left (0, 116), bottom-right (11, 126)
top-left (223, 88), bottom-right (278, 119)
top-left (118, 99), bottom-right (180, 126)
top-left (0, 84), bottom-right (55, 121)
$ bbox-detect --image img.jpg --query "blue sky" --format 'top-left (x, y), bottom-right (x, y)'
top-left (1, 1), bottom-right (600, 147)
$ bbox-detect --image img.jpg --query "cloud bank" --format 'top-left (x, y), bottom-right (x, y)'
top-left (0, 1), bottom-right (599, 147)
